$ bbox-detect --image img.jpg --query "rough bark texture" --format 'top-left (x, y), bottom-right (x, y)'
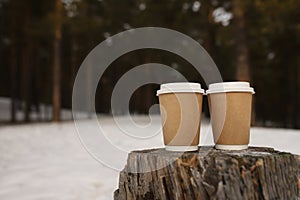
top-left (114, 146), bottom-right (300, 200)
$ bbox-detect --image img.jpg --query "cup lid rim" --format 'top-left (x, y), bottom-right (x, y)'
top-left (206, 81), bottom-right (255, 94)
top-left (157, 82), bottom-right (204, 95)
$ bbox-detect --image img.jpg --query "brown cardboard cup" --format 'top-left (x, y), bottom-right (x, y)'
top-left (206, 82), bottom-right (255, 150)
top-left (157, 83), bottom-right (204, 151)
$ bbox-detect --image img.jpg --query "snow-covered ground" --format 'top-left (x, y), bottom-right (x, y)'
top-left (0, 115), bottom-right (299, 200)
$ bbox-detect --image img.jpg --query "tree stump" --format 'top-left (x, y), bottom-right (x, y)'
top-left (114, 146), bottom-right (300, 200)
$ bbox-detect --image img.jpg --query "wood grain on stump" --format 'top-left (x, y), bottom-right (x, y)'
top-left (114, 146), bottom-right (300, 200)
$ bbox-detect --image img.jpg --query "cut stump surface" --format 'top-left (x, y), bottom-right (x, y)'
top-left (114, 146), bottom-right (300, 200)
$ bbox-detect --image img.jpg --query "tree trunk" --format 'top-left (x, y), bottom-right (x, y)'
top-left (203, 1), bottom-right (216, 60)
top-left (70, 38), bottom-right (77, 95)
top-left (9, 0), bottom-right (18, 123)
top-left (52, 0), bottom-right (62, 122)
top-left (232, 0), bottom-right (256, 125)
top-left (69, 38), bottom-right (77, 119)
top-left (295, 56), bottom-right (300, 128)
top-left (86, 57), bottom-right (93, 118)
top-left (114, 147), bottom-right (300, 200)
top-left (32, 42), bottom-right (41, 121)
top-left (232, 0), bottom-right (250, 82)
top-left (21, 7), bottom-right (31, 122)
top-left (144, 55), bottom-right (152, 114)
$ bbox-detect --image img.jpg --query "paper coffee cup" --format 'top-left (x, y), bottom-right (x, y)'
top-left (206, 82), bottom-right (255, 150)
top-left (157, 83), bottom-right (204, 151)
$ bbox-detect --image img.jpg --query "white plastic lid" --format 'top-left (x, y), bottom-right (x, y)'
top-left (206, 82), bottom-right (255, 94)
top-left (156, 82), bottom-right (204, 96)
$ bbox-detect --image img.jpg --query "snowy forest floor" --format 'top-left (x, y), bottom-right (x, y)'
top-left (0, 115), bottom-right (299, 200)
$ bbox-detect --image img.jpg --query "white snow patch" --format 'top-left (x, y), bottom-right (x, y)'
top-left (0, 116), bottom-right (299, 199)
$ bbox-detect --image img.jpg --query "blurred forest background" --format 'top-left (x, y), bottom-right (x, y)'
top-left (0, 0), bottom-right (300, 128)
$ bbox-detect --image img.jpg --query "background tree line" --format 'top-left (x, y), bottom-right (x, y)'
top-left (0, 0), bottom-right (300, 128)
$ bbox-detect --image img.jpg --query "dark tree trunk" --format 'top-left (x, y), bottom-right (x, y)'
top-left (69, 38), bottom-right (77, 119)
top-left (203, 1), bottom-right (216, 59)
top-left (233, 0), bottom-right (250, 82)
top-left (291, 62), bottom-right (297, 129)
top-left (70, 38), bottom-right (77, 95)
top-left (32, 42), bottom-right (41, 121)
top-left (52, 0), bottom-right (62, 122)
top-left (296, 57), bottom-right (300, 128)
top-left (21, 8), bottom-right (31, 122)
top-left (114, 147), bottom-right (300, 200)
top-left (232, 0), bottom-right (256, 125)
top-left (86, 58), bottom-right (93, 118)
top-left (9, 0), bottom-right (18, 123)
top-left (144, 55), bottom-right (152, 114)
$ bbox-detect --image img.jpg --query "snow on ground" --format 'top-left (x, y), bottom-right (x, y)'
top-left (0, 119), bottom-right (118, 200)
top-left (0, 116), bottom-right (299, 200)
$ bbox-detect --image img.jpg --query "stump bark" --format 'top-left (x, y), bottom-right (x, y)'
top-left (114, 146), bottom-right (300, 200)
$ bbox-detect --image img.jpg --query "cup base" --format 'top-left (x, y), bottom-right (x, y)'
top-left (215, 144), bottom-right (248, 150)
top-left (165, 146), bottom-right (198, 152)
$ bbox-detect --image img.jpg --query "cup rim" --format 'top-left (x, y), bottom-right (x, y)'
top-left (215, 144), bottom-right (248, 150)
top-left (206, 81), bottom-right (255, 94)
top-left (165, 145), bottom-right (198, 151)
top-left (157, 82), bottom-right (204, 96)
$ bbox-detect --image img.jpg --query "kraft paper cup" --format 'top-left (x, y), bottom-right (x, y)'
top-left (206, 82), bottom-right (255, 150)
top-left (157, 83), bottom-right (204, 151)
